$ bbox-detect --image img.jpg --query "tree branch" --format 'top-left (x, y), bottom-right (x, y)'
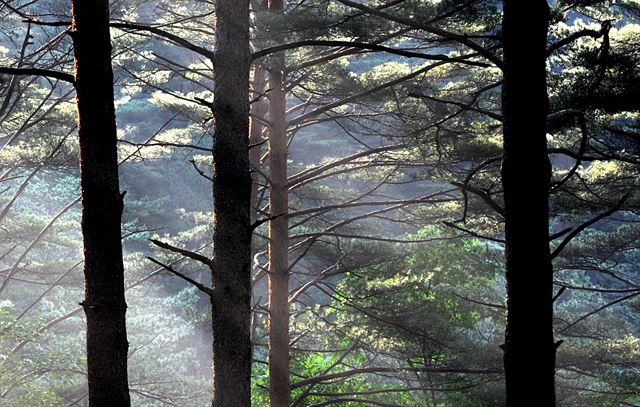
top-left (334, 0), bottom-right (503, 67)
top-left (254, 40), bottom-right (489, 67)
top-left (251, 212), bottom-right (287, 230)
top-left (150, 239), bottom-right (212, 266)
top-left (0, 66), bottom-right (75, 85)
top-left (451, 181), bottom-right (504, 216)
top-left (409, 92), bottom-right (503, 121)
top-left (558, 291), bottom-right (640, 334)
top-left (291, 366), bottom-right (500, 389)
top-left (21, 18), bottom-right (215, 60)
top-left (546, 22), bottom-right (611, 57)
top-left (147, 257), bottom-right (212, 296)
top-left (551, 193), bottom-right (629, 259)
top-left (111, 22), bottom-right (215, 60)
top-left (443, 221), bottom-right (505, 244)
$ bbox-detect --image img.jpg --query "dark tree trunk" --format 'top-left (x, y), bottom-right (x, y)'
top-left (211, 0), bottom-right (253, 406)
top-left (266, 4), bottom-right (291, 402)
top-left (501, 1), bottom-right (556, 406)
top-left (71, 0), bottom-right (131, 405)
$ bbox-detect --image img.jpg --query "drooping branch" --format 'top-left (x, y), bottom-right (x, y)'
top-left (147, 256), bottom-right (213, 296)
top-left (150, 239), bottom-right (212, 266)
top-left (110, 22), bottom-right (215, 60)
top-left (546, 22), bottom-right (611, 57)
top-left (443, 221), bottom-right (505, 244)
top-left (549, 110), bottom-right (589, 190)
top-left (190, 159), bottom-right (213, 182)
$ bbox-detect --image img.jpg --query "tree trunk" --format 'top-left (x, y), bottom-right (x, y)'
top-left (71, 0), bottom-right (131, 405)
top-left (501, 1), bottom-right (556, 406)
top-left (266, 2), bottom-right (290, 404)
top-left (211, 0), bottom-right (253, 406)
top-left (267, 44), bottom-right (291, 407)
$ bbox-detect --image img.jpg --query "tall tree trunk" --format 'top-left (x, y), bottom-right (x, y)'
top-left (267, 0), bottom-right (290, 403)
top-left (211, 0), bottom-right (253, 406)
top-left (501, 1), bottom-right (556, 405)
top-left (71, 1), bottom-right (131, 405)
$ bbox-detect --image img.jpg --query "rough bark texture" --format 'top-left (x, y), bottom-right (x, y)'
top-left (71, 0), bottom-right (131, 405)
top-left (266, 3), bottom-right (291, 401)
top-left (501, 1), bottom-right (556, 406)
top-left (211, 0), bottom-right (252, 406)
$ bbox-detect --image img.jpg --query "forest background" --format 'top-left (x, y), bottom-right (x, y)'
top-left (0, 0), bottom-right (639, 406)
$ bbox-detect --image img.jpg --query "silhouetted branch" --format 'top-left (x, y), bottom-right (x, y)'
top-left (0, 66), bottom-right (74, 84)
top-left (451, 181), bottom-right (504, 216)
top-left (552, 286), bottom-right (566, 303)
top-left (189, 159), bottom-right (213, 182)
top-left (254, 40), bottom-right (490, 67)
top-left (546, 22), bottom-right (611, 56)
top-left (251, 212), bottom-right (287, 230)
top-left (147, 257), bottom-right (212, 296)
top-left (443, 221), bottom-right (505, 244)
top-left (408, 92), bottom-right (503, 121)
top-left (558, 291), bottom-right (640, 333)
top-left (551, 194), bottom-right (629, 259)
top-left (334, 0), bottom-right (503, 67)
top-left (150, 239), bottom-right (211, 266)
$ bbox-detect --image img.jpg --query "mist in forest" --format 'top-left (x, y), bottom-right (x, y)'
top-left (1, 0), bottom-right (639, 406)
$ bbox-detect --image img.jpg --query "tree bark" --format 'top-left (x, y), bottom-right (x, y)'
top-left (266, 1), bottom-right (290, 405)
top-left (71, 0), bottom-right (131, 405)
top-left (211, 0), bottom-right (253, 406)
top-left (267, 55), bottom-right (291, 407)
top-left (501, 1), bottom-right (556, 406)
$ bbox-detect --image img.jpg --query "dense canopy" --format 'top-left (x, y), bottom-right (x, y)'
top-left (0, 0), bottom-right (639, 406)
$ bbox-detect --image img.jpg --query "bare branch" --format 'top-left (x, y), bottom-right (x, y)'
top-left (254, 40), bottom-right (490, 67)
top-left (291, 366), bottom-right (500, 389)
top-left (551, 194), bottom-right (628, 259)
top-left (147, 257), bottom-right (212, 296)
top-left (443, 221), bottom-right (505, 244)
top-left (546, 22), bottom-right (610, 57)
top-left (558, 291), bottom-right (640, 334)
top-left (150, 239), bottom-right (211, 266)
top-left (0, 66), bottom-right (75, 85)
top-left (251, 212), bottom-right (287, 230)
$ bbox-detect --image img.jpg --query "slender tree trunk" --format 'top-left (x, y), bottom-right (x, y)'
top-left (267, 0), bottom-right (290, 402)
top-left (211, 0), bottom-right (252, 406)
top-left (501, 1), bottom-right (556, 406)
top-left (71, 1), bottom-right (130, 405)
